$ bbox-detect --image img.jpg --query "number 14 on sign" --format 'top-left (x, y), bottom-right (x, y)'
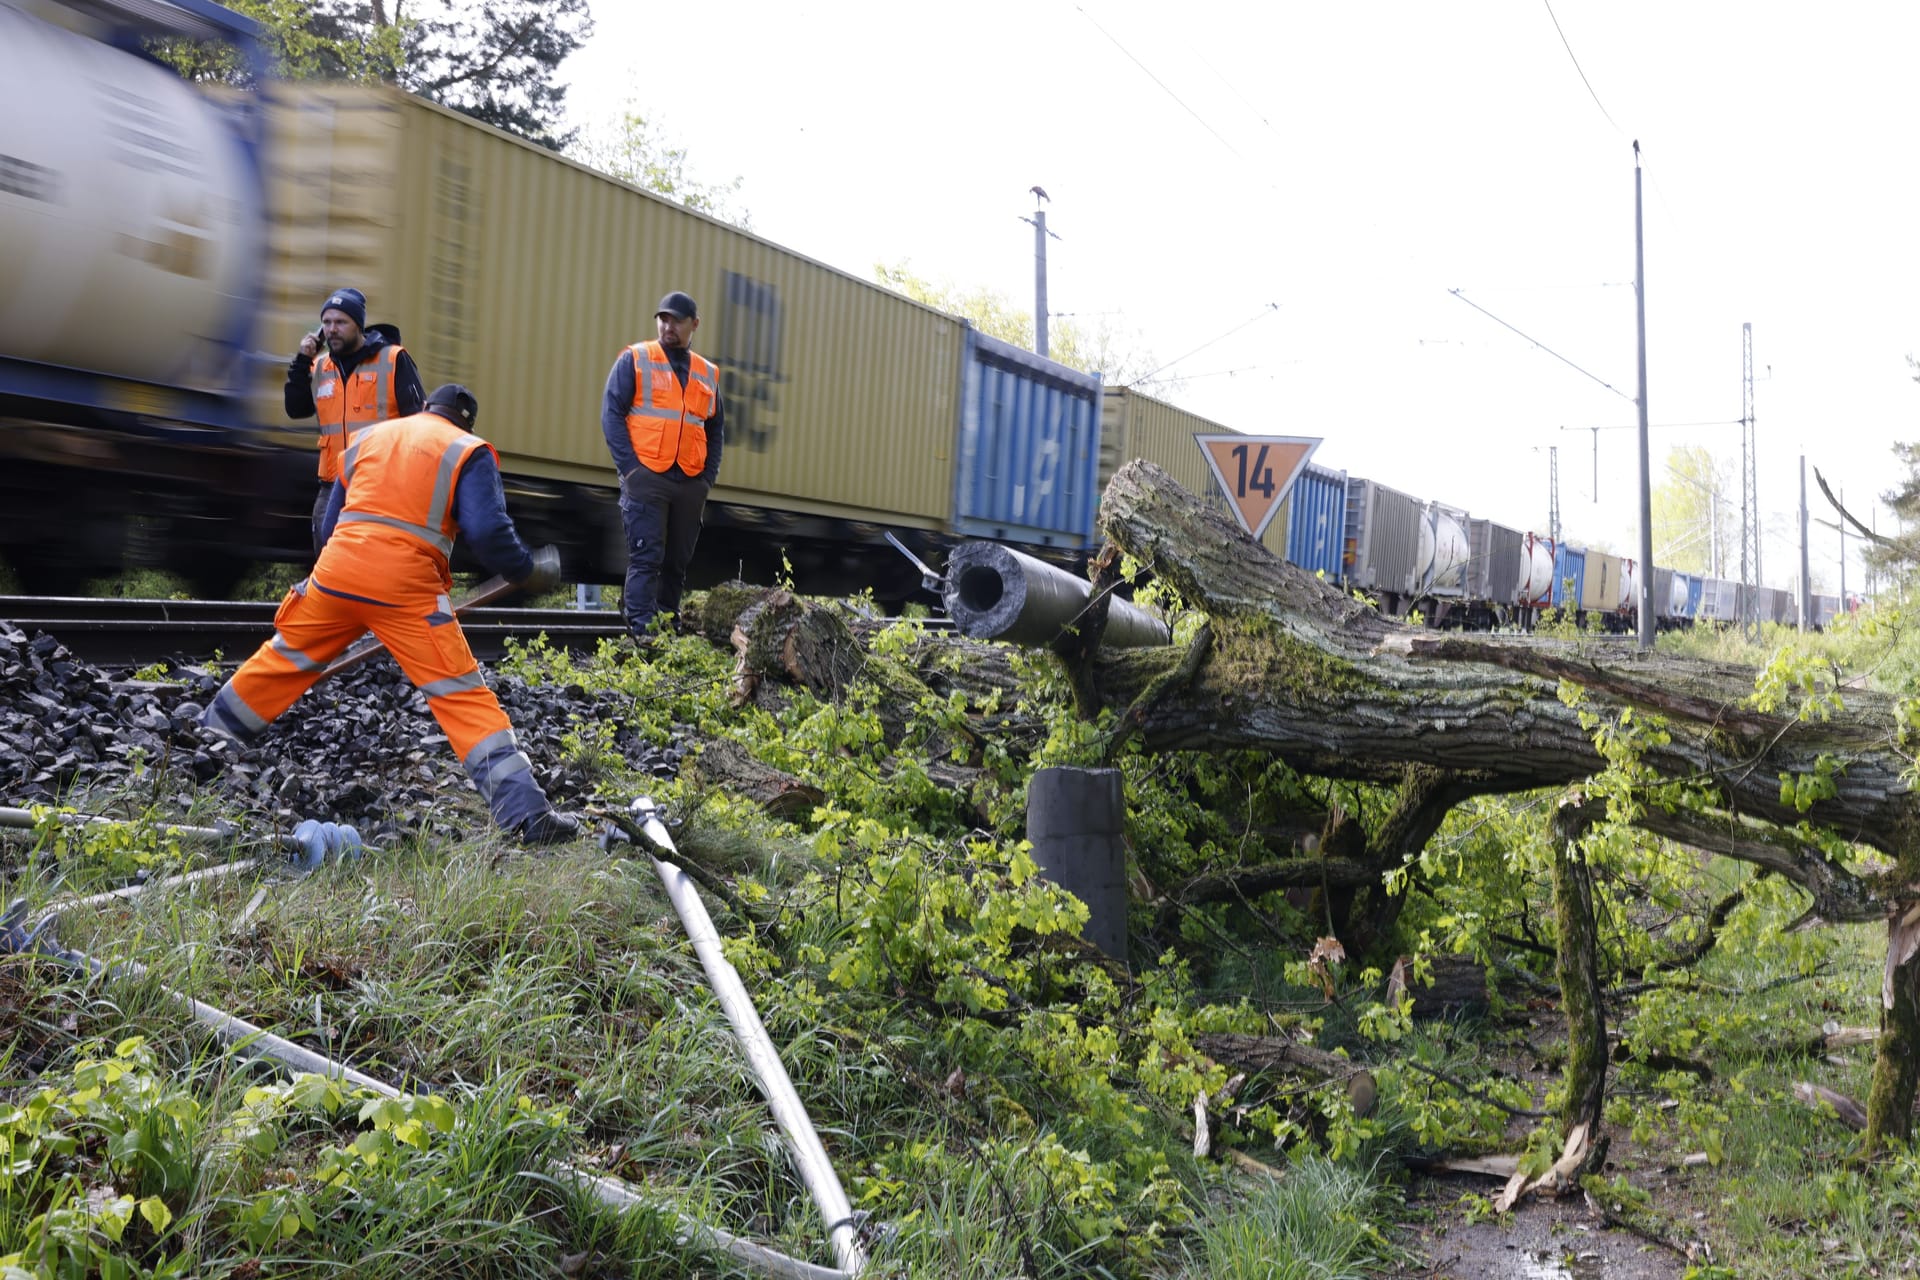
top-left (1194, 434), bottom-right (1321, 541)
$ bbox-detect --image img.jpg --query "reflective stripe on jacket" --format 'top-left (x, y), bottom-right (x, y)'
top-left (312, 344), bottom-right (401, 481)
top-left (624, 341), bottom-right (717, 477)
top-left (317, 411), bottom-right (495, 594)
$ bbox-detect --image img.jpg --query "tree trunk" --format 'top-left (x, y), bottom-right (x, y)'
top-left (1866, 911), bottom-right (1920, 1153)
top-left (1088, 462), bottom-right (1920, 1149)
top-left (1551, 795), bottom-right (1609, 1138)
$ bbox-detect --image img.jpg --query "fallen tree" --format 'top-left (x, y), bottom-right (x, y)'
top-left (1079, 460), bottom-right (1920, 1153)
top-left (706, 461), bottom-right (1920, 1157)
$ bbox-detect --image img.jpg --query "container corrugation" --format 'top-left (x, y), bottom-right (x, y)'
top-left (1767, 587), bottom-right (1796, 626)
top-left (1346, 477), bottom-right (1422, 594)
top-left (1467, 519), bottom-right (1523, 606)
top-left (955, 330), bottom-right (1101, 545)
top-left (1581, 552), bottom-right (1620, 613)
top-left (1099, 387), bottom-right (1286, 556)
top-left (1552, 546), bottom-right (1586, 609)
top-left (1286, 464), bottom-right (1347, 581)
top-left (256, 84), bottom-right (962, 526)
top-left (1651, 567), bottom-right (1674, 618)
top-left (1700, 578), bottom-right (1738, 621)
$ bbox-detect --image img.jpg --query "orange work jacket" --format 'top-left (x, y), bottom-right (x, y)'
top-left (317, 411), bottom-right (493, 595)
top-left (312, 344), bottom-right (402, 481)
top-left (624, 341), bottom-right (718, 477)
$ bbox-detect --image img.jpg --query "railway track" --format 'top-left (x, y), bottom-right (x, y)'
top-left (0, 596), bottom-right (628, 666)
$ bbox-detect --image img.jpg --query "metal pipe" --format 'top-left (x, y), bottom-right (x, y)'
top-left (15, 859), bottom-right (858, 1280)
top-left (0, 806), bottom-right (364, 870)
top-left (941, 541), bottom-right (1170, 649)
top-left (0, 805), bottom-right (239, 845)
top-left (632, 800), bottom-right (869, 1276)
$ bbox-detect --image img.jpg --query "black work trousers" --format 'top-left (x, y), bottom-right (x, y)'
top-left (620, 465), bottom-right (711, 635)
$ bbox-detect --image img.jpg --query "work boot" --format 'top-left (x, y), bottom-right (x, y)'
top-left (517, 809), bottom-right (582, 846)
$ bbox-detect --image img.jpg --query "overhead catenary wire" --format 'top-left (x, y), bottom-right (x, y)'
top-left (1542, 0), bottom-right (1624, 136)
top-left (1449, 289), bottom-right (1631, 401)
top-left (1127, 302), bottom-right (1280, 386)
top-left (1072, 3), bottom-right (1246, 161)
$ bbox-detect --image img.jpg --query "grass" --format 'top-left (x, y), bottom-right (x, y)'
top-left (1178, 1159), bottom-right (1396, 1280)
top-left (0, 796), bottom-right (1249, 1277)
top-left (10, 596), bottom-right (1920, 1277)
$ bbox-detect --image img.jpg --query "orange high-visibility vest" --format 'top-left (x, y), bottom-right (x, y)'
top-left (312, 344), bottom-right (402, 481)
top-left (319, 411), bottom-right (495, 591)
top-left (624, 341), bottom-right (718, 477)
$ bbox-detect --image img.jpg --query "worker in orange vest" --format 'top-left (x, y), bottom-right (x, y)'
top-left (286, 287), bottom-right (425, 556)
top-left (200, 384), bottom-right (579, 845)
top-left (600, 290), bottom-right (726, 639)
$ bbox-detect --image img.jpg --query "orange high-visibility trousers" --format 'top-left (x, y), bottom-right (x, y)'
top-left (201, 580), bottom-right (539, 823)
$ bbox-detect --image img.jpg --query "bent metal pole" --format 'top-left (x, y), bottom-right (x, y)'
top-left (941, 541), bottom-right (1171, 649)
top-left (10, 861), bottom-right (857, 1280)
top-left (632, 799), bottom-right (870, 1277)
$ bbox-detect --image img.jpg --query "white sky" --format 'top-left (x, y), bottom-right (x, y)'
top-left (562, 0), bottom-right (1919, 595)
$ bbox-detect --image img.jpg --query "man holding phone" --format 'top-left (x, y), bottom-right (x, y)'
top-left (285, 287), bottom-right (425, 556)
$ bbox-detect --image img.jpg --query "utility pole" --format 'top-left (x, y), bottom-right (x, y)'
top-left (1632, 142), bottom-right (1654, 650)
top-left (1020, 187), bottom-right (1059, 359)
top-left (1740, 323), bottom-right (1760, 636)
top-left (1798, 454), bottom-right (1811, 632)
top-left (1548, 445), bottom-right (1561, 548)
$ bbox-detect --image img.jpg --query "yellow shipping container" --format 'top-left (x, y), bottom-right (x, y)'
top-left (254, 85), bottom-right (963, 529)
top-left (1098, 387), bottom-right (1288, 558)
top-left (1581, 551), bottom-right (1621, 614)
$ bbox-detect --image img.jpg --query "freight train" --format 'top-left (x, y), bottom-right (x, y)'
top-left (0, 0), bottom-right (1838, 632)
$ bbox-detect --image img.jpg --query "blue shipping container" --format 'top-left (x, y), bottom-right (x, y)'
top-left (953, 330), bottom-right (1103, 546)
top-left (1552, 545), bottom-right (1586, 610)
top-left (1285, 463), bottom-right (1348, 582)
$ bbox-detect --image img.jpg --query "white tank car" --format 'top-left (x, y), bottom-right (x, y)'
top-left (1516, 532), bottom-right (1555, 606)
top-left (1669, 572), bottom-right (1689, 616)
top-left (0, 1), bottom-right (263, 390)
top-left (1617, 558), bottom-right (1638, 611)
top-left (1417, 504), bottom-right (1471, 593)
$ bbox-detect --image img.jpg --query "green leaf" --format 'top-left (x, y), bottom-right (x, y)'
top-left (138, 1195), bottom-right (173, 1234)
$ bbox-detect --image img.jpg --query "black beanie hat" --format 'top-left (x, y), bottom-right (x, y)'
top-left (320, 287), bottom-right (368, 330)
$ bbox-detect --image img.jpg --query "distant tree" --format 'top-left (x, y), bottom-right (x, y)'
top-left (1865, 355), bottom-right (1920, 575)
top-left (375, 0), bottom-right (591, 149)
top-left (568, 109), bottom-right (751, 228)
top-left (1650, 444), bottom-right (1731, 576)
top-left (874, 261), bottom-right (1179, 394)
top-left (153, 0), bottom-right (590, 149)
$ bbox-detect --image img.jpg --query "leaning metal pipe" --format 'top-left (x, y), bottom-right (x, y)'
top-left (19, 873), bottom-right (855, 1279)
top-left (940, 541), bottom-right (1171, 649)
top-left (634, 800), bottom-right (870, 1276)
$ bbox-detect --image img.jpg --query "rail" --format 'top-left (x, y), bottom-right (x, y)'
top-left (0, 595), bottom-right (625, 665)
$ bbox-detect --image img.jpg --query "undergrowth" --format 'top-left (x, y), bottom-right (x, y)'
top-left (6, 588), bottom-right (1920, 1276)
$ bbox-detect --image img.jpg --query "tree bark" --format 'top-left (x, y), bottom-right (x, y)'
top-left (1866, 910), bottom-right (1920, 1152)
top-left (1091, 461), bottom-right (1919, 862)
top-left (1090, 461), bottom-right (1920, 1148)
top-left (1551, 795), bottom-right (1610, 1138)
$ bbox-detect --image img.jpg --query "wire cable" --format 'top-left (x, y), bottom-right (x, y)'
top-left (1543, 0), bottom-right (1624, 135)
top-left (1127, 303), bottom-right (1280, 386)
top-left (1073, 4), bottom-right (1246, 161)
top-left (1448, 289), bottom-right (1632, 401)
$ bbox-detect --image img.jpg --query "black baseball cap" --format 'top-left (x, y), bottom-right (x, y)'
top-left (656, 291), bottom-right (698, 320)
top-left (425, 383), bottom-right (478, 429)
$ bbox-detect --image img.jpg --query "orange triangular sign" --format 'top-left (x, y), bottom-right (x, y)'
top-left (1195, 435), bottom-right (1321, 539)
